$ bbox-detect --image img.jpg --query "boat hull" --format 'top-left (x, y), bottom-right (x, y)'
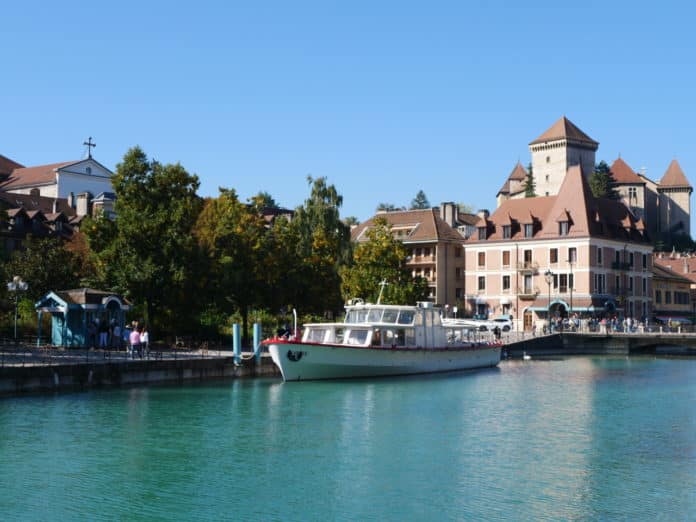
top-left (265, 341), bottom-right (501, 381)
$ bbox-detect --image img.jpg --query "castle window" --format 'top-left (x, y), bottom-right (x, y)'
top-left (628, 187), bottom-right (637, 199)
top-left (569, 247), bottom-right (577, 264)
top-left (477, 276), bottom-right (485, 291)
top-left (502, 225), bottom-right (511, 238)
top-left (524, 224), bottom-right (534, 238)
top-left (550, 248), bottom-right (558, 264)
top-left (502, 275), bottom-right (511, 291)
top-left (546, 156), bottom-right (550, 163)
top-left (559, 221), bottom-right (569, 236)
top-left (655, 290), bottom-right (662, 304)
top-left (86, 166), bottom-right (92, 175)
top-left (642, 254), bottom-right (647, 270)
top-left (502, 251), bottom-right (510, 266)
top-left (478, 227), bottom-right (486, 240)
top-left (597, 247), bottom-right (603, 266)
top-left (478, 252), bottom-right (485, 267)
top-left (545, 175), bottom-right (550, 182)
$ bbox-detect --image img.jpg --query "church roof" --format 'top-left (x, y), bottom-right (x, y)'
top-left (0, 191), bottom-right (76, 216)
top-left (0, 154), bottom-right (24, 177)
top-left (0, 161), bottom-right (79, 190)
top-left (610, 157), bottom-right (645, 184)
top-left (529, 116), bottom-right (598, 147)
top-left (658, 159), bottom-right (691, 189)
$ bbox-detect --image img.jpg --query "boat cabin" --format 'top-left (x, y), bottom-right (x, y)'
top-left (302, 303), bottom-right (459, 349)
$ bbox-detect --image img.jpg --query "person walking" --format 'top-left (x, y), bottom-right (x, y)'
top-left (112, 323), bottom-right (121, 350)
top-left (140, 326), bottom-right (149, 359)
top-left (98, 319), bottom-right (109, 349)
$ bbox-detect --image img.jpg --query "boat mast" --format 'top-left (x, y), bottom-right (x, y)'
top-left (376, 279), bottom-right (388, 305)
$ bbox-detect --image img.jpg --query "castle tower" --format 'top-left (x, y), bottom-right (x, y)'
top-left (528, 116), bottom-right (598, 197)
top-left (657, 159), bottom-right (692, 236)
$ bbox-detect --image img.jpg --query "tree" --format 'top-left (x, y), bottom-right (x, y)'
top-left (254, 191), bottom-right (279, 209)
top-left (376, 202), bottom-right (399, 212)
top-left (343, 216), bottom-right (359, 227)
top-left (341, 217), bottom-right (429, 304)
top-left (281, 176), bottom-right (351, 315)
top-left (410, 190), bottom-right (430, 209)
top-left (524, 163), bottom-right (536, 197)
top-left (2, 237), bottom-right (82, 302)
top-left (457, 203), bottom-right (475, 214)
top-left (194, 188), bottom-right (270, 344)
top-left (85, 147), bottom-right (203, 334)
top-left (589, 160), bottom-right (620, 199)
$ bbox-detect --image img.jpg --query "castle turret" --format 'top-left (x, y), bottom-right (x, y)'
top-left (657, 159), bottom-right (692, 236)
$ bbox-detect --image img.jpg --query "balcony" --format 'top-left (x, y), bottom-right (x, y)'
top-left (517, 286), bottom-right (540, 300)
top-left (516, 261), bottom-right (539, 274)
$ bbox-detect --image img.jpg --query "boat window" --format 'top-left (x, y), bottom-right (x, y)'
top-left (382, 309), bottom-right (398, 323)
top-left (432, 313), bottom-right (441, 326)
top-left (346, 310), bottom-right (368, 323)
top-left (424, 311), bottom-right (433, 328)
top-left (347, 329), bottom-right (369, 345)
top-left (371, 329), bottom-right (382, 346)
top-left (385, 329), bottom-right (406, 347)
top-left (413, 312), bottom-right (423, 327)
top-left (334, 328), bottom-right (345, 344)
top-left (398, 311), bottom-right (415, 325)
top-left (367, 309), bottom-right (383, 322)
top-left (306, 328), bottom-right (327, 343)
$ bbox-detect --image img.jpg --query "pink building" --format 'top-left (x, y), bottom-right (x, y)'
top-left (465, 166), bottom-right (653, 330)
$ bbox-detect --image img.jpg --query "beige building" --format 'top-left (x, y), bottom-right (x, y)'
top-left (467, 165), bottom-right (653, 330)
top-left (651, 263), bottom-right (692, 322)
top-left (351, 206), bottom-right (465, 306)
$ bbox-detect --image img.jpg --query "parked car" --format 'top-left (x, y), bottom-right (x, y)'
top-left (490, 316), bottom-right (513, 332)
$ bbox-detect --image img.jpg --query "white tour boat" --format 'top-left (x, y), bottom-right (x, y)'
top-left (263, 301), bottom-right (502, 381)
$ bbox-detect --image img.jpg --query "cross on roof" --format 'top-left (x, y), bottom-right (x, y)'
top-left (83, 137), bottom-right (96, 159)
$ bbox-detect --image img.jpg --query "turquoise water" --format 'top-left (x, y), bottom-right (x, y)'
top-left (1, 357), bottom-right (695, 521)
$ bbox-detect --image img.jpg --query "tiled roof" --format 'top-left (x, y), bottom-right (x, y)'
top-left (658, 159), bottom-right (691, 189)
top-left (529, 116), bottom-right (598, 147)
top-left (652, 263), bottom-right (693, 284)
top-left (0, 192), bottom-right (76, 217)
top-left (610, 157), bottom-right (644, 184)
top-left (55, 288), bottom-right (130, 306)
top-left (469, 165), bottom-right (649, 244)
top-left (0, 161), bottom-right (78, 190)
top-left (509, 162), bottom-right (527, 181)
top-left (0, 154), bottom-right (24, 176)
top-left (351, 208), bottom-right (463, 243)
top-left (654, 254), bottom-right (696, 284)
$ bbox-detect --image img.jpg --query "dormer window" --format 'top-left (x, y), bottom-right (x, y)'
top-left (559, 221), bottom-right (569, 236)
top-left (86, 166), bottom-right (92, 175)
top-left (55, 221), bottom-right (62, 232)
top-left (524, 223), bottom-right (534, 238)
top-left (502, 225), bottom-right (511, 239)
top-left (478, 227), bottom-right (486, 240)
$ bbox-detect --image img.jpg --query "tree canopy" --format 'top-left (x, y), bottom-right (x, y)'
top-left (410, 190), bottom-right (430, 209)
top-left (340, 217), bottom-right (428, 305)
top-left (589, 160), bottom-right (620, 199)
top-left (524, 163), bottom-right (536, 197)
top-left (84, 146), bottom-right (203, 333)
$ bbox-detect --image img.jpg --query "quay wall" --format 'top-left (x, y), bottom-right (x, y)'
top-left (0, 356), bottom-right (280, 397)
top-left (506, 333), bottom-right (696, 357)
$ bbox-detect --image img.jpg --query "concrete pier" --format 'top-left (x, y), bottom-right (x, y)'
top-left (0, 349), bottom-right (280, 397)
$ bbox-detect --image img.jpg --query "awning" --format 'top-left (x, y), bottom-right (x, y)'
top-left (475, 296), bottom-right (487, 305)
top-left (499, 297), bottom-right (511, 305)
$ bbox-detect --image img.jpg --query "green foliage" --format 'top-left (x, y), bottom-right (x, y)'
top-left (376, 202), bottom-right (401, 212)
top-left (193, 188), bottom-right (270, 344)
top-left (253, 191), bottom-right (278, 209)
top-left (524, 163), bottom-right (536, 197)
top-left (589, 160), bottom-right (620, 199)
top-left (84, 146), bottom-right (203, 334)
top-left (340, 217), bottom-right (429, 305)
top-left (2, 237), bottom-right (82, 302)
top-left (343, 216), bottom-right (359, 227)
top-left (457, 203), bottom-right (475, 214)
top-left (410, 190), bottom-right (430, 209)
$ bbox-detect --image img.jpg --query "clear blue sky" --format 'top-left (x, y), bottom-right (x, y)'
top-left (3, 1), bottom-right (696, 226)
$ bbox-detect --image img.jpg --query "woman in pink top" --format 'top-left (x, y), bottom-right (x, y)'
top-left (129, 328), bottom-right (142, 359)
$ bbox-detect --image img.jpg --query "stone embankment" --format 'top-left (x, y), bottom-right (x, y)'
top-left (503, 332), bottom-right (696, 358)
top-left (0, 348), bottom-right (280, 397)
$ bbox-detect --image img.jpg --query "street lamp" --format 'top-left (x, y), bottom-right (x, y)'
top-left (7, 276), bottom-right (28, 341)
top-left (544, 269), bottom-right (554, 322)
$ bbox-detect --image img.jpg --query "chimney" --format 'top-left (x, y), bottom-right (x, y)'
top-left (76, 193), bottom-right (89, 217)
top-left (477, 209), bottom-right (490, 221)
top-left (439, 202), bottom-right (458, 227)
